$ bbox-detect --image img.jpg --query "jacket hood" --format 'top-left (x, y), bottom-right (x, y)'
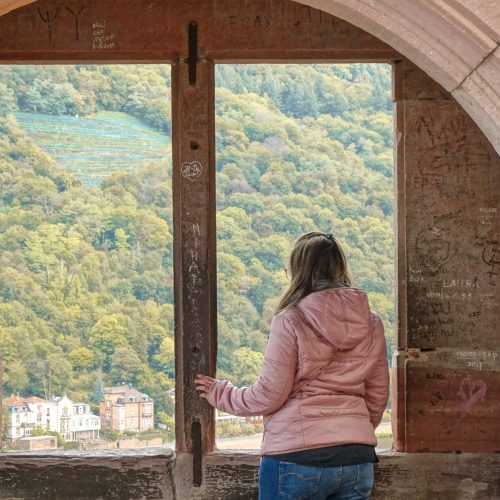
top-left (296, 287), bottom-right (372, 351)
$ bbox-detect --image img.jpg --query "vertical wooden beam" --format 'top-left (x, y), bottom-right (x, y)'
top-left (393, 60), bottom-right (407, 352)
top-left (392, 60), bottom-right (407, 451)
top-left (172, 57), bottom-right (217, 454)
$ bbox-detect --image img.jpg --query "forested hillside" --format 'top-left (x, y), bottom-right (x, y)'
top-left (214, 65), bottom-right (394, 380)
top-left (0, 64), bottom-right (394, 427)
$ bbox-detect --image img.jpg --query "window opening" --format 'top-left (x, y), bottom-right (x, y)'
top-left (215, 63), bottom-right (395, 451)
top-left (0, 64), bottom-right (174, 452)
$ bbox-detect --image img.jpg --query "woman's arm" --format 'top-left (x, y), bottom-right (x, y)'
top-left (195, 313), bottom-right (298, 417)
top-left (365, 314), bottom-right (390, 428)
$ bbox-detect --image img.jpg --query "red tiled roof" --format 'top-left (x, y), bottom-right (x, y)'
top-left (3, 395), bottom-right (27, 406)
top-left (26, 396), bottom-right (46, 404)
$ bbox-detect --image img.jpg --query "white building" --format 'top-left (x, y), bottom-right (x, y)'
top-left (70, 402), bottom-right (100, 441)
top-left (3, 394), bottom-right (100, 443)
top-left (4, 396), bottom-right (38, 441)
top-left (46, 395), bottom-right (73, 434)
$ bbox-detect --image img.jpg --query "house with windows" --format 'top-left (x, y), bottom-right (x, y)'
top-left (3, 395), bottom-right (38, 441)
top-left (100, 385), bottom-right (154, 433)
top-left (45, 396), bottom-right (73, 436)
top-left (2, 395), bottom-right (100, 443)
top-left (70, 403), bottom-right (101, 442)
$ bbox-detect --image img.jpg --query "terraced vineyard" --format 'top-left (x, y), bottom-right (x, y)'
top-left (15, 111), bottom-right (171, 186)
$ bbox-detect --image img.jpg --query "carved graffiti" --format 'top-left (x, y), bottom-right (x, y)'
top-left (181, 161), bottom-right (203, 182)
top-left (65, 6), bottom-right (85, 41)
top-left (457, 375), bottom-right (487, 417)
top-left (214, 0), bottom-right (335, 29)
top-left (92, 20), bottom-right (116, 50)
top-left (38, 6), bottom-right (59, 42)
top-left (415, 227), bottom-right (455, 276)
top-left (11, 4), bottom-right (85, 44)
top-left (479, 207), bottom-right (497, 226)
top-left (482, 241), bottom-right (499, 286)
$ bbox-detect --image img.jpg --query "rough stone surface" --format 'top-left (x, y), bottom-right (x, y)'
top-left (444, 0), bottom-right (500, 42)
top-left (453, 45), bottom-right (500, 154)
top-left (371, 451), bottom-right (500, 500)
top-left (396, 60), bottom-right (451, 101)
top-left (0, 0), bottom-right (498, 497)
top-left (405, 351), bottom-right (500, 452)
top-left (172, 59), bottom-right (217, 454)
top-left (1, 451), bottom-right (499, 499)
top-left (0, 448), bottom-right (175, 499)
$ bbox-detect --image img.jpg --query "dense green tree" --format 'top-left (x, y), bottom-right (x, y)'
top-left (152, 336), bottom-right (175, 375)
top-left (231, 347), bottom-right (265, 386)
top-left (0, 83), bottom-right (17, 116)
top-left (69, 347), bottom-right (96, 371)
top-left (90, 376), bottom-right (105, 404)
top-left (88, 315), bottom-right (129, 370)
top-left (109, 347), bottom-right (148, 386)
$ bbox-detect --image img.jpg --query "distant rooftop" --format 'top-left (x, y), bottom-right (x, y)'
top-left (104, 384), bottom-right (153, 403)
top-left (3, 394), bottom-right (93, 407)
top-left (26, 396), bottom-right (46, 404)
top-left (3, 395), bottom-right (27, 407)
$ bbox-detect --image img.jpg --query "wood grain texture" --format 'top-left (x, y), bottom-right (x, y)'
top-left (393, 60), bottom-right (500, 453)
top-left (172, 60), bottom-right (217, 454)
top-left (0, 0), bottom-right (399, 61)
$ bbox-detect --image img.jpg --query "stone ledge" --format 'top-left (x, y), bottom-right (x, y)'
top-left (0, 447), bottom-right (175, 500)
top-left (0, 446), bottom-right (174, 460)
top-left (1, 450), bottom-right (499, 499)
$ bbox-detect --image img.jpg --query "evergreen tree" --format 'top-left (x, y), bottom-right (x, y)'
top-left (90, 376), bottom-right (105, 403)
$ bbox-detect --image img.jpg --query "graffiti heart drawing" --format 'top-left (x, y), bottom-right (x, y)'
top-left (457, 375), bottom-right (487, 417)
top-left (181, 161), bottom-right (203, 182)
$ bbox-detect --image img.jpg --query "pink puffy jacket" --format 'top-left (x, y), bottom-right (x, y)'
top-left (207, 287), bottom-right (390, 455)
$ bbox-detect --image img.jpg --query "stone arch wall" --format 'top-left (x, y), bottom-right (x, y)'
top-left (1, 0), bottom-right (498, 153)
top-left (301, 0), bottom-right (500, 154)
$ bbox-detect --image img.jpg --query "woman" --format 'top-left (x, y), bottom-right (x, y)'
top-left (195, 232), bottom-right (389, 499)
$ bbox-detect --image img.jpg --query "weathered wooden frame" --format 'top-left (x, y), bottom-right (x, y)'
top-left (0, 0), bottom-right (401, 457)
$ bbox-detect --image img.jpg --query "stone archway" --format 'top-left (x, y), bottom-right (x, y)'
top-left (1, 0), bottom-right (498, 152)
top-left (0, 0), bottom-right (33, 16)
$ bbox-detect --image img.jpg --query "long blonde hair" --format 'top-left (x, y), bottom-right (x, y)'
top-left (275, 232), bottom-right (354, 313)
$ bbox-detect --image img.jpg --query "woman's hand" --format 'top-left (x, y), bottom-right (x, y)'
top-left (194, 373), bottom-right (218, 400)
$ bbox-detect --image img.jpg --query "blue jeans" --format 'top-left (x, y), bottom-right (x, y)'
top-left (258, 456), bottom-right (374, 499)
